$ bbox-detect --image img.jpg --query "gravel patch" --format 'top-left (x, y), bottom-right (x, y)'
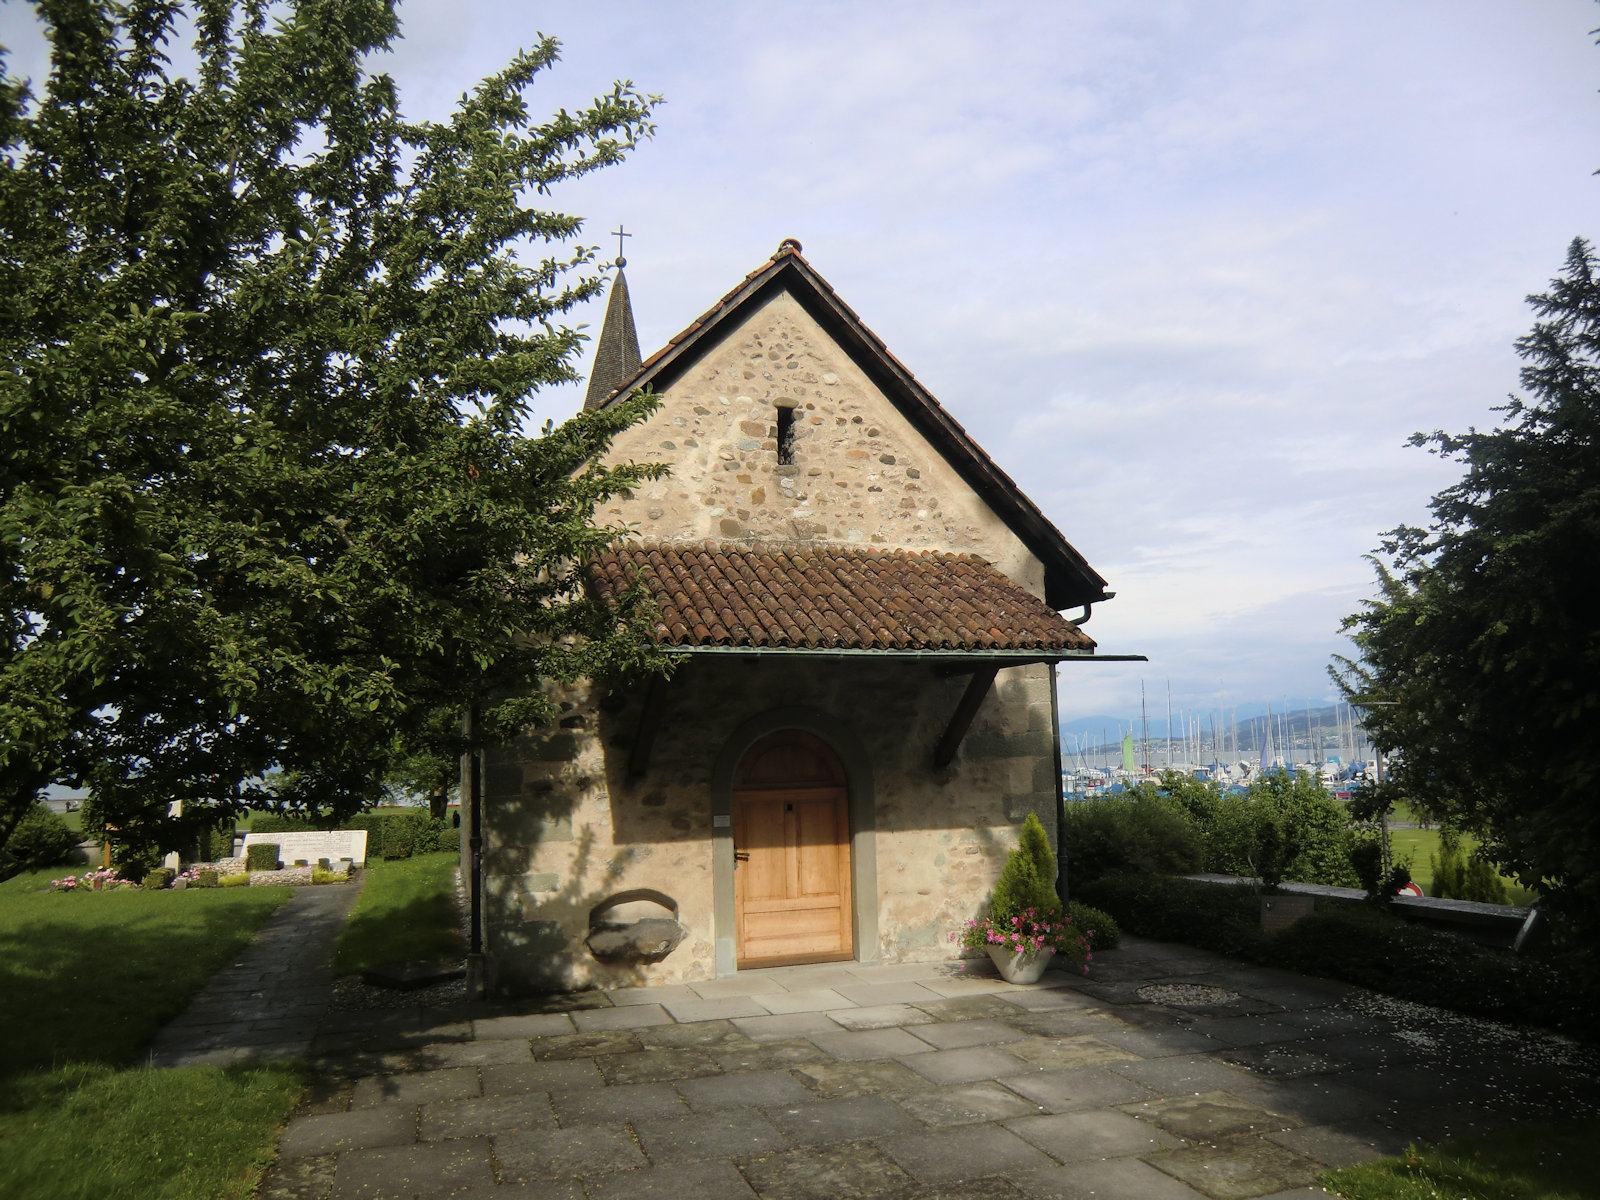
top-left (1136, 983), bottom-right (1242, 1007)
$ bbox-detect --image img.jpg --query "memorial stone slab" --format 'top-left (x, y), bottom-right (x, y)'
top-left (243, 829), bottom-right (368, 866)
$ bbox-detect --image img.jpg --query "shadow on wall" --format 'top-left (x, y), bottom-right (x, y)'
top-left (484, 824), bottom-right (698, 996)
top-left (595, 657), bottom-right (1028, 848)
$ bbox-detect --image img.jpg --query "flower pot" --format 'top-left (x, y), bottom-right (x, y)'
top-left (986, 944), bottom-right (1054, 984)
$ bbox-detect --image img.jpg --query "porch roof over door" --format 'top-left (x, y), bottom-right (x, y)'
top-left (588, 542), bottom-right (1102, 657)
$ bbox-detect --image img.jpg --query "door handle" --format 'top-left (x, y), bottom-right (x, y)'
top-left (734, 850), bottom-right (750, 864)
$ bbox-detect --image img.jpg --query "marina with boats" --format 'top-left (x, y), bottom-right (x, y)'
top-left (1061, 690), bottom-right (1379, 802)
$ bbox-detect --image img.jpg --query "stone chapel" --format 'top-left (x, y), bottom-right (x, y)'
top-left (466, 239), bottom-right (1131, 994)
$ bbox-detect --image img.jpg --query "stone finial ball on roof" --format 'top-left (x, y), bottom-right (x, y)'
top-left (776, 238), bottom-right (803, 256)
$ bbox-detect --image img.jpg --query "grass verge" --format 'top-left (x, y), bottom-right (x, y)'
top-left (0, 1063), bottom-right (304, 1200)
top-left (331, 850), bottom-right (464, 975)
top-left (0, 867), bottom-right (306, 1198)
top-left (1387, 825), bottom-right (1536, 906)
top-left (1321, 1117), bottom-right (1600, 1199)
top-left (0, 868), bottom-right (294, 1076)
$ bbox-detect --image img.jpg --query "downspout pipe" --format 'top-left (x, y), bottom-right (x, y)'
top-left (1050, 662), bottom-right (1068, 909)
top-left (1065, 590), bottom-right (1115, 628)
top-left (466, 704), bottom-right (487, 999)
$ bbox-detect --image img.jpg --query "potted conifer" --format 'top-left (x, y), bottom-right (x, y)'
top-left (952, 813), bottom-right (1091, 983)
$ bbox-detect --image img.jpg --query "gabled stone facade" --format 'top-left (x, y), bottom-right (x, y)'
top-left (470, 243), bottom-right (1115, 995)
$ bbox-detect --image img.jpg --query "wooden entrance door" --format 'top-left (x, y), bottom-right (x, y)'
top-left (732, 730), bottom-right (853, 967)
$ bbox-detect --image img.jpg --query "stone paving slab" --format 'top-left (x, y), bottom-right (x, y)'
top-left (892, 1080), bottom-right (1043, 1126)
top-left (678, 1067), bottom-right (815, 1110)
top-left (1007, 1109), bottom-right (1182, 1162)
top-left (493, 1124), bottom-right (647, 1181)
top-left (738, 1140), bottom-right (917, 1200)
top-left (240, 933), bottom-right (1600, 1199)
top-left (909, 1018), bottom-right (1026, 1050)
top-left (1144, 1136), bottom-right (1326, 1200)
top-left (999, 1064), bottom-right (1159, 1114)
top-left (631, 1107), bottom-right (790, 1163)
top-left (330, 1138), bottom-right (495, 1200)
top-left (901, 1045), bottom-right (1039, 1085)
top-left (584, 1158), bottom-right (759, 1200)
top-left (571, 1002), bottom-right (674, 1031)
top-left (417, 1092), bottom-right (556, 1140)
top-left (809, 1026), bottom-right (936, 1061)
top-left (279, 1105), bottom-right (416, 1158)
top-left (550, 1079), bottom-right (688, 1125)
top-left (147, 882), bottom-right (362, 1068)
top-left (877, 1122), bottom-right (1056, 1183)
top-left (766, 1094), bottom-right (921, 1144)
top-left (755, 987), bottom-right (856, 1014)
top-left (1010, 1157), bottom-right (1211, 1200)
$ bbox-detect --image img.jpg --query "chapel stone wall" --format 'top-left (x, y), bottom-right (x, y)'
top-left (599, 291), bottom-right (1046, 598)
top-left (478, 658), bottom-right (1058, 994)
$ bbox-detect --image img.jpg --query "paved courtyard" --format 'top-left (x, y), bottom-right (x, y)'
top-left (252, 936), bottom-right (1600, 1200)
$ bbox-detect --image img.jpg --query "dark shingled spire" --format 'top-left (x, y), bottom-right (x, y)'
top-left (583, 266), bottom-right (641, 411)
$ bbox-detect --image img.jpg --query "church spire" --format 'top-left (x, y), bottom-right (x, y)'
top-left (583, 234), bottom-right (641, 411)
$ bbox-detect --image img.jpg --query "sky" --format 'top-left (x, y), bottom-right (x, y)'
top-left (4, 1), bottom-right (1598, 732)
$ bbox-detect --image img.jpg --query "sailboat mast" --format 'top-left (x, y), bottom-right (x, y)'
top-left (1140, 682), bottom-right (1149, 773)
top-left (1166, 682), bottom-right (1173, 771)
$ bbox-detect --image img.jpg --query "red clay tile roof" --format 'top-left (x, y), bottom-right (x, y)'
top-left (589, 542), bottom-right (1095, 653)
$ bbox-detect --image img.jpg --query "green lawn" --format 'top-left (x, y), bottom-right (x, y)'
top-left (331, 851), bottom-right (465, 975)
top-left (1386, 825), bottom-right (1538, 906)
top-left (1322, 1117), bottom-right (1600, 1199)
top-left (0, 868), bottom-right (293, 1076)
top-left (0, 868), bottom-right (306, 1200)
top-left (0, 1064), bottom-right (302, 1200)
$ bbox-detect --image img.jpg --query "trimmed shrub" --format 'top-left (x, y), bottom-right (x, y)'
top-left (1, 803), bottom-right (80, 873)
top-left (142, 867), bottom-right (176, 890)
top-left (1078, 873), bottom-right (1597, 1035)
top-left (245, 843), bottom-right (280, 872)
top-left (248, 808), bottom-right (450, 859)
top-left (1060, 792), bottom-right (1203, 884)
top-left (991, 813), bottom-right (1062, 920)
top-left (1084, 770), bottom-right (1359, 888)
top-left (1431, 830), bottom-right (1509, 905)
top-left (1068, 899), bottom-right (1121, 951)
top-left (1078, 872), bottom-right (1268, 960)
top-left (192, 869), bottom-right (220, 888)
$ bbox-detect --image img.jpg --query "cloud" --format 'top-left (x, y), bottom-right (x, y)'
top-left (6, 0), bottom-right (1596, 732)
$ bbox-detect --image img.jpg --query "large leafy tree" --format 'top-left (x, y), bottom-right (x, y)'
top-left (1334, 238), bottom-right (1600, 938)
top-left (0, 0), bottom-right (664, 869)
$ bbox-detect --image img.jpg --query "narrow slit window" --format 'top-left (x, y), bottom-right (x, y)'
top-left (776, 406), bottom-right (796, 465)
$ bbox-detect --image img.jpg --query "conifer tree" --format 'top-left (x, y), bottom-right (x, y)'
top-left (990, 812), bottom-right (1062, 921)
top-left (1335, 238), bottom-right (1600, 945)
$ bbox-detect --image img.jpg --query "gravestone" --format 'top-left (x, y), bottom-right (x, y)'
top-left (243, 829), bottom-right (368, 866)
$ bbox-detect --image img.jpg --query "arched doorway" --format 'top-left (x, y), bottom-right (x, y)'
top-left (732, 729), bottom-right (854, 967)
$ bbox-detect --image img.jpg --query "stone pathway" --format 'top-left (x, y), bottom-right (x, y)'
top-left (259, 937), bottom-right (1600, 1200)
top-left (147, 881), bottom-right (363, 1068)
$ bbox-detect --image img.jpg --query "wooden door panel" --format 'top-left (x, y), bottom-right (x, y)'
top-left (733, 743), bottom-right (853, 968)
top-left (795, 799), bottom-right (841, 897)
top-left (735, 798), bottom-right (790, 904)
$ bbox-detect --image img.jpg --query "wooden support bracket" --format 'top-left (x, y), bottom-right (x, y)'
top-left (628, 673), bottom-right (671, 778)
top-left (933, 664), bottom-right (1000, 769)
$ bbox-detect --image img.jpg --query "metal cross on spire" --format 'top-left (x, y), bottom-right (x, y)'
top-left (610, 225), bottom-right (631, 268)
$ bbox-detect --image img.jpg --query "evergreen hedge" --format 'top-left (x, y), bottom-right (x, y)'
top-left (0, 804), bottom-right (79, 875)
top-left (1077, 872), bottom-right (1597, 1035)
top-left (248, 809), bottom-right (452, 860)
